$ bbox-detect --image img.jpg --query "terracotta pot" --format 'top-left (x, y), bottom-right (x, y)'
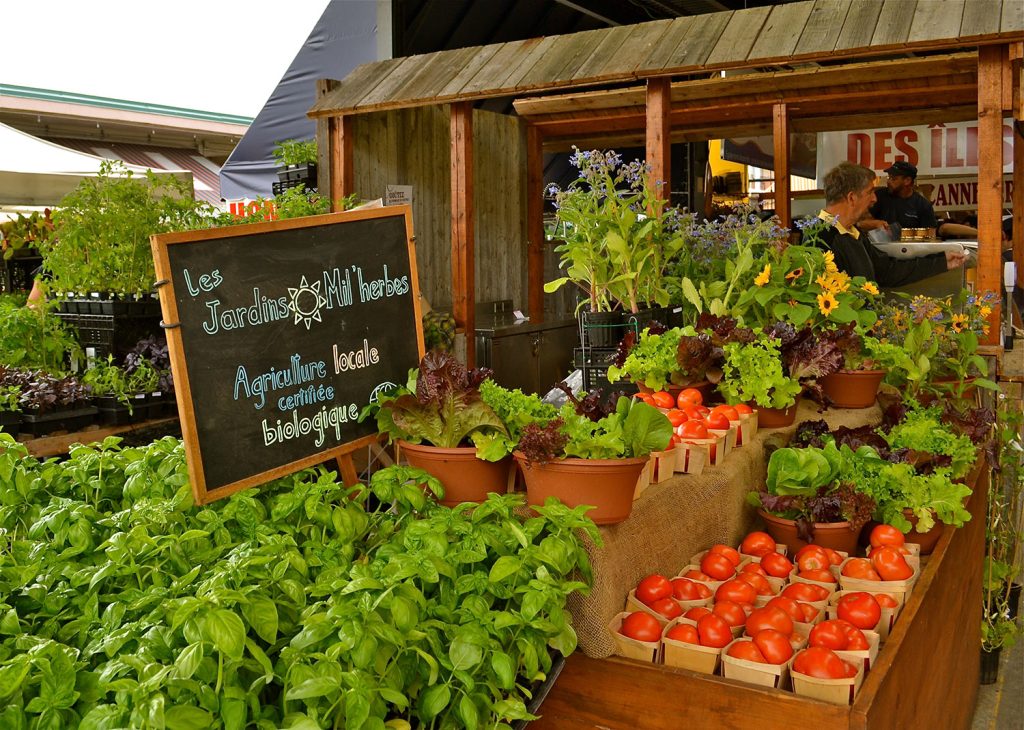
top-left (399, 440), bottom-right (511, 507)
top-left (513, 452), bottom-right (647, 525)
top-left (902, 508), bottom-right (944, 555)
top-left (753, 398), bottom-right (801, 428)
top-left (819, 370), bottom-right (885, 409)
top-left (757, 508), bottom-right (861, 554)
top-left (919, 376), bottom-right (978, 406)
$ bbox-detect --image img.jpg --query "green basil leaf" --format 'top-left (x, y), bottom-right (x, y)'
top-left (175, 643), bottom-right (204, 680)
top-left (242, 597), bottom-right (279, 644)
top-left (449, 636), bottom-right (482, 671)
top-left (285, 676), bottom-right (340, 701)
top-left (203, 609), bottom-right (246, 661)
top-left (488, 556), bottom-right (520, 584)
top-left (457, 695), bottom-right (479, 730)
top-left (490, 651), bottom-right (515, 689)
top-left (164, 706), bottom-right (215, 730)
top-left (419, 683), bottom-right (450, 721)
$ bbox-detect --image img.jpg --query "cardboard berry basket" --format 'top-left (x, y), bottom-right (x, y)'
top-left (641, 447), bottom-right (679, 492)
top-left (674, 565), bottom-right (726, 594)
top-left (661, 618), bottom-right (723, 674)
top-left (789, 569), bottom-right (841, 595)
top-left (706, 423), bottom-right (738, 458)
top-left (791, 603), bottom-right (827, 636)
top-left (838, 564), bottom-right (918, 609)
top-left (607, 612), bottom-right (660, 663)
top-left (624, 589), bottom-right (675, 625)
top-left (736, 410), bottom-right (758, 446)
top-left (863, 546), bottom-right (922, 573)
top-left (673, 432), bottom-right (728, 473)
top-left (791, 658), bottom-right (865, 705)
top-left (827, 590), bottom-right (902, 641)
top-left (835, 629), bottom-right (881, 673)
top-left (720, 639), bottom-right (791, 689)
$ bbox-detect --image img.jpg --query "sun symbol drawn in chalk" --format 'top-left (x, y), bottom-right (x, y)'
top-left (287, 276), bottom-right (327, 330)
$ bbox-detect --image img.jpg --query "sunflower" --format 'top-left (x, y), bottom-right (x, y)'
top-left (831, 271), bottom-right (851, 293)
top-left (823, 250), bottom-right (838, 273)
top-left (815, 274), bottom-right (833, 291)
top-left (979, 305), bottom-right (992, 319)
top-left (785, 267), bottom-right (804, 283)
top-left (950, 313), bottom-right (968, 333)
top-left (754, 264), bottom-right (771, 287)
top-left (861, 282), bottom-right (879, 296)
top-left (817, 292), bottom-right (839, 316)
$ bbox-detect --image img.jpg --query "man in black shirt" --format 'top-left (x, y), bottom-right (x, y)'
top-left (813, 162), bottom-right (966, 287)
top-left (859, 160), bottom-right (978, 239)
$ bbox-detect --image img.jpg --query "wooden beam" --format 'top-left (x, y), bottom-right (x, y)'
top-left (450, 102), bottom-right (475, 366)
top-left (646, 78), bottom-right (672, 204)
top-left (977, 45), bottom-right (1004, 345)
top-left (1014, 119), bottom-right (1024, 290)
top-left (526, 125), bottom-right (545, 323)
top-left (772, 103), bottom-right (791, 229)
top-left (328, 115), bottom-right (354, 210)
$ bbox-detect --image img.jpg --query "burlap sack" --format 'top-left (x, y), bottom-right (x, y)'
top-left (574, 400), bottom-right (882, 658)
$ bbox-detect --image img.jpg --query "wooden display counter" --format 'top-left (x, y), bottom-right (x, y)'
top-left (534, 467), bottom-right (987, 730)
top-left (19, 417), bottom-right (178, 457)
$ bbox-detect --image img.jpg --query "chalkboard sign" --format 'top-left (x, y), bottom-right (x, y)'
top-left (151, 207), bottom-right (423, 504)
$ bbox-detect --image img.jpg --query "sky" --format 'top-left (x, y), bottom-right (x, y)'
top-left (4, 1), bottom-right (335, 119)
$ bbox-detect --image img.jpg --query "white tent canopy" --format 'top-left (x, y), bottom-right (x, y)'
top-left (0, 122), bottom-right (192, 207)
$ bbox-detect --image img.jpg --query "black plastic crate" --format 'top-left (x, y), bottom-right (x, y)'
top-left (573, 347), bottom-right (638, 395)
top-left (21, 406), bottom-right (98, 437)
top-left (272, 179), bottom-right (317, 196)
top-left (0, 255), bottom-right (42, 293)
top-left (56, 312), bottom-right (163, 362)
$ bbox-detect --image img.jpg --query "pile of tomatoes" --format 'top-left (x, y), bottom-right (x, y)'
top-left (635, 388), bottom-right (751, 449)
top-left (616, 524), bottom-right (917, 687)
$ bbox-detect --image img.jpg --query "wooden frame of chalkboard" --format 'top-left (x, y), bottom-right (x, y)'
top-left (151, 206), bottom-right (424, 504)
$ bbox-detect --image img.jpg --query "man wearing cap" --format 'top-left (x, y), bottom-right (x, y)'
top-left (859, 160), bottom-right (977, 239)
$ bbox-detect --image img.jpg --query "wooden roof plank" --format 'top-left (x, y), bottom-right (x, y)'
top-left (457, 38), bottom-right (546, 96)
top-left (793, 0), bottom-right (854, 57)
top-left (516, 28), bottom-right (614, 89)
top-left (501, 36), bottom-right (562, 90)
top-left (569, 25), bottom-right (635, 81)
top-left (435, 43), bottom-right (504, 98)
top-left (705, 6), bottom-right (773, 67)
top-left (658, 10), bottom-right (733, 70)
top-left (908, 0), bottom-right (966, 44)
top-left (871, 0), bottom-right (919, 47)
top-left (1004, 0), bottom-right (1024, 32)
top-left (308, 57), bottom-right (406, 116)
top-left (835, 0), bottom-right (884, 51)
top-left (748, 2), bottom-right (816, 61)
top-left (587, 20), bottom-right (675, 80)
top-left (637, 16), bottom-right (697, 71)
top-left (384, 46), bottom-right (480, 108)
top-left (353, 55), bottom-right (429, 109)
top-left (959, 0), bottom-right (1002, 38)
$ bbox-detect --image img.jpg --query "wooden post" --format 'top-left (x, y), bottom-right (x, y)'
top-left (451, 102), bottom-right (475, 366)
top-left (977, 46), bottom-right (1004, 345)
top-left (646, 78), bottom-right (672, 204)
top-left (1013, 50), bottom-right (1024, 291)
top-left (526, 124), bottom-right (545, 323)
top-left (772, 103), bottom-right (791, 228)
top-left (328, 114), bottom-right (354, 211)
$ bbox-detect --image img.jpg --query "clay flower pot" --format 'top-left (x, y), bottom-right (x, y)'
top-left (901, 508), bottom-right (944, 555)
top-left (819, 370), bottom-right (885, 409)
top-left (513, 451), bottom-right (648, 525)
top-left (758, 508), bottom-right (861, 554)
top-left (399, 440), bottom-right (512, 507)
top-left (754, 397), bottom-right (801, 428)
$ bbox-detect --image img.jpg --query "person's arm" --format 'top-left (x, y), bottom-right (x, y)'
top-left (857, 217), bottom-right (891, 232)
top-left (936, 222), bottom-right (978, 240)
top-left (863, 245), bottom-right (950, 287)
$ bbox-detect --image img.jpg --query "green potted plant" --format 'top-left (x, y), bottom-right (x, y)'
top-left (718, 330), bottom-right (802, 427)
top-left (0, 299), bottom-right (81, 374)
top-left (82, 356), bottom-right (137, 424)
top-left (0, 383), bottom-right (22, 435)
top-left (819, 334), bottom-right (910, 409)
top-left (368, 351), bottom-right (512, 506)
top-left (513, 388), bottom-right (672, 525)
top-left (272, 138), bottom-right (318, 191)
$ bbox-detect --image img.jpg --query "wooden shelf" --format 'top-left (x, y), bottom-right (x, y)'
top-left (20, 417), bottom-right (178, 458)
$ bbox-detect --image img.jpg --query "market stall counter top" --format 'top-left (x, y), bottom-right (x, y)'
top-left (571, 399), bottom-right (881, 659)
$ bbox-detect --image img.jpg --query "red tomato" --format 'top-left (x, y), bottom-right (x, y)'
top-left (712, 601), bottom-right (747, 628)
top-left (704, 411), bottom-right (730, 431)
top-left (870, 546), bottom-right (914, 581)
top-left (685, 606), bottom-right (712, 621)
top-left (875, 593), bottom-right (899, 609)
top-left (842, 558), bottom-right (881, 581)
top-left (636, 393), bottom-right (655, 406)
top-left (635, 574), bottom-right (673, 606)
top-left (709, 544), bottom-right (742, 566)
top-left (869, 524), bottom-right (906, 549)
top-left (697, 614), bottom-right (733, 648)
top-left (665, 623), bottom-right (699, 644)
top-left (764, 596), bottom-right (804, 623)
top-left (782, 582), bottom-right (830, 603)
top-left (671, 577), bottom-right (712, 601)
top-left (651, 597), bottom-right (683, 620)
top-left (809, 620), bottom-right (851, 650)
top-left (678, 420), bottom-right (709, 440)
top-left (793, 647), bottom-right (857, 679)
top-left (716, 579), bottom-right (758, 605)
top-left (753, 629), bottom-right (794, 664)
top-left (796, 546), bottom-right (830, 572)
top-left (823, 548), bottom-right (843, 566)
top-left (836, 592), bottom-right (882, 630)
top-left (682, 405), bottom-right (709, 421)
top-left (736, 572), bottom-right (774, 596)
top-left (666, 409), bottom-right (687, 427)
top-left (683, 569), bottom-right (712, 582)
top-left (745, 606), bottom-right (794, 637)
top-left (798, 568), bottom-right (837, 584)
top-left (710, 404), bottom-right (740, 422)
top-left (739, 531), bottom-right (777, 558)
top-left (740, 562), bottom-right (767, 576)
top-left (700, 553), bottom-right (736, 580)
top-left (733, 403), bottom-right (753, 416)
top-left (845, 628), bottom-right (870, 651)
top-left (651, 391), bottom-right (675, 409)
top-left (619, 611), bottom-right (661, 642)
top-left (677, 388), bottom-right (704, 408)
top-left (727, 640), bottom-right (767, 663)
top-left (798, 602), bottom-right (820, 622)
top-left (760, 552), bottom-right (794, 579)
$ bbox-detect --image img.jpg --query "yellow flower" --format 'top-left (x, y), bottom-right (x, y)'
top-left (950, 314), bottom-right (968, 333)
top-left (979, 305), bottom-right (992, 318)
top-left (785, 267), bottom-right (804, 283)
top-left (831, 271), bottom-right (851, 293)
top-left (817, 292), bottom-right (839, 316)
top-left (823, 250), bottom-right (838, 273)
top-left (754, 264), bottom-right (771, 287)
top-left (815, 274), bottom-right (832, 291)
top-left (983, 323), bottom-right (991, 335)
top-left (861, 282), bottom-right (879, 296)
